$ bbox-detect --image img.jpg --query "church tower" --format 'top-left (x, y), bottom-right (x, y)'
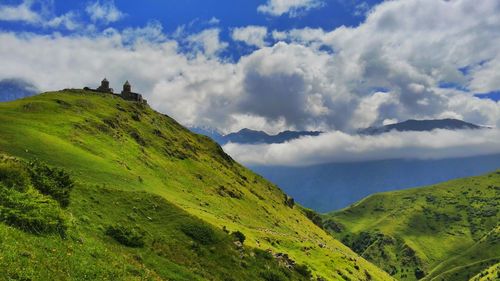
top-left (121, 80), bottom-right (132, 99)
top-left (97, 78), bottom-right (111, 92)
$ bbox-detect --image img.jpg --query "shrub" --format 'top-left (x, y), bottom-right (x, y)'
top-left (294, 263), bottom-right (312, 278)
top-left (414, 267), bottom-right (425, 279)
top-left (302, 208), bottom-right (323, 228)
top-left (0, 183), bottom-right (67, 235)
top-left (259, 270), bottom-right (286, 281)
top-left (284, 195), bottom-right (294, 208)
top-left (323, 219), bottom-right (344, 233)
top-left (254, 248), bottom-right (273, 260)
top-left (28, 160), bottom-right (74, 207)
top-left (181, 221), bottom-right (218, 245)
top-left (105, 224), bottom-right (145, 247)
top-left (0, 162), bottom-right (30, 192)
top-left (231, 230), bottom-right (246, 244)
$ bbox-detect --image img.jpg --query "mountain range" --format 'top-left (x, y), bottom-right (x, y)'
top-left (190, 127), bottom-right (321, 145)
top-left (193, 119), bottom-right (498, 212)
top-left (358, 119), bottom-right (485, 135)
top-left (193, 118), bottom-right (485, 146)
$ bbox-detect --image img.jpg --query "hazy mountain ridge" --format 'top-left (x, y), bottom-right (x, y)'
top-left (0, 78), bottom-right (37, 102)
top-left (359, 119), bottom-right (484, 135)
top-left (192, 119), bottom-right (486, 148)
top-left (191, 127), bottom-right (321, 145)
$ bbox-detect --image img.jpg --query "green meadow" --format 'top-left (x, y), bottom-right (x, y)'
top-left (325, 171), bottom-right (500, 281)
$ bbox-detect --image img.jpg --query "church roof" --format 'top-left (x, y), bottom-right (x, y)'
top-left (124, 80), bottom-right (130, 86)
top-left (102, 78), bottom-right (108, 82)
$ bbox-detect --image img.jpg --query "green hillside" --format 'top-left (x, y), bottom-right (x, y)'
top-left (0, 90), bottom-right (393, 280)
top-left (469, 262), bottom-right (499, 281)
top-left (325, 172), bottom-right (500, 281)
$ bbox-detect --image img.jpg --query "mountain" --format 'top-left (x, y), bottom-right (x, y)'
top-left (0, 78), bottom-right (37, 102)
top-left (324, 171), bottom-right (500, 281)
top-left (0, 89), bottom-right (392, 280)
top-left (189, 126), bottom-right (226, 144)
top-left (359, 119), bottom-right (483, 135)
top-left (224, 129), bottom-right (321, 144)
top-left (251, 154), bottom-right (500, 212)
top-left (192, 127), bottom-right (321, 145)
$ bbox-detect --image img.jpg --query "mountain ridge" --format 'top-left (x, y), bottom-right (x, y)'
top-left (359, 118), bottom-right (484, 135)
top-left (191, 127), bottom-right (321, 145)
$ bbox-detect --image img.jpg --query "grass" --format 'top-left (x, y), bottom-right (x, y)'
top-left (325, 171), bottom-right (500, 281)
top-left (469, 262), bottom-right (499, 281)
top-left (0, 90), bottom-right (394, 280)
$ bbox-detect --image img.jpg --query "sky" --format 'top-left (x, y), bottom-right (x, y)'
top-left (1, 0), bottom-right (500, 165)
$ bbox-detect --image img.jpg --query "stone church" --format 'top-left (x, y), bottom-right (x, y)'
top-left (86, 78), bottom-right (146, 104)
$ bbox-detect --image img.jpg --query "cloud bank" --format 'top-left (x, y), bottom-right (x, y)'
top-left (223, 129), bottom-right (500, 166)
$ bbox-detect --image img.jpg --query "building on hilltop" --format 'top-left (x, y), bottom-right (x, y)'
top-left (84, 78), bottom-right (146, 104)
top-left (96, 78), bottom-right (113, 93)
top-left (121, 80), bottom-right (145, 103)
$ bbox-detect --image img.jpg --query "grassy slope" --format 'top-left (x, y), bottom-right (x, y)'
top-left (469, 262), bottom-right (499, 281)
top-left (325, 172), bottom-right (500, 281)
top-left (0, 177), bottom-right (309, 281)
top-left (0, 90), bottom-right (392, 281)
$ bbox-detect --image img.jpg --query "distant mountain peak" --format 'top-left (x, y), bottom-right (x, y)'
top-left (0, 78), bottom-right (38, 102)
top-left (359, 118), bottom-right (484, 135)
top-left (191, 127), bottom-right (322, 145)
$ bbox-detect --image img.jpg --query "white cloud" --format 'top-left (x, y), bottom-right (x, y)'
top-left (231, 26), bottom-right (268, 48)
top-left (223, 129), bottom-right (500, 166)
top-left (46, 11), bottom-right (81, 31)
top-left (0, 0), bottom-right (82, 30)
top-left (121, 20), bottom-right (166, 43)
top-left (207, 17), bottom-right (220, 25)
top-left (257, 0), bottom-right (324, 17)
top-left (354, 1), bottom-right (370, 16)
top-left (187, 28), bottom-right (228, 57)
top-left (0, 0), bottom-right (41, 23)
top-left (85, 0), bottom-right (124, 24)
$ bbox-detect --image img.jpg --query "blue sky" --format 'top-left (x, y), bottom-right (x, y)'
top-left (0, 0), bottom-right (376, 31)
top-left (0, 0), bottom-right (381, 59)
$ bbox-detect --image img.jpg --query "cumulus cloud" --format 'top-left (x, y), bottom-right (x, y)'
top-left (0, 0), bottom-right (41, 23)
top-left (223, 129), bottom-right (500, 166)
top-left (85, 0), bottom-right (124, 24)
top-left (187, 28), bottom-right (228, 57)
top-left (257, 0), bottom-right (324, 17)
top-left (231, 26), bottom-right (268, 48)
top-left (0, 0), bottom-right (81, 30)
top-left (45, 11), bottom-right (81, 30)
